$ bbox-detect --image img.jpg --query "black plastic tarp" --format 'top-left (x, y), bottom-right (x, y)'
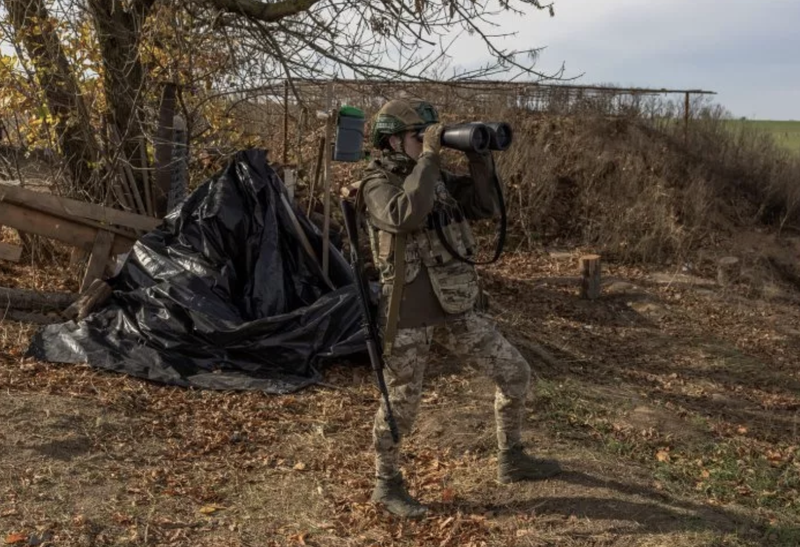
top-left (27, 149), bottom-right (365, 393)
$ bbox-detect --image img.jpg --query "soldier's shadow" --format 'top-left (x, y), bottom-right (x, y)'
top-left (428, 470), bottom-right (765, 539)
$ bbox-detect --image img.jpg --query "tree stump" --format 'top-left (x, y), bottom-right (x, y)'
top-left (717, 256), bottom-right (740, 286)
top-left (579, 254), bottom-right (602, 300)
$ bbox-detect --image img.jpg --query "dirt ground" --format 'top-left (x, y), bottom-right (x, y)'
top-left (1, 241), bottom-right (799, 546)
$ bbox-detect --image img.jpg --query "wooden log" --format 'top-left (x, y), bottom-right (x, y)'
top-left (62, 278), bottom-right (113, 321)
top-left (579, 254), bottom-right (602, 300)
top-left (0, 182), bottom-right (160, 232)
top-left (0, 286), bottom-right (77, 311)
top-left (0, 241), bottom-right (22, 262)
top-left (1, 309), bottom-right (63, 325)
top-left (717, 256), bottom-right (740, 286)
top-left (80, 230), bottom-right (115, 292)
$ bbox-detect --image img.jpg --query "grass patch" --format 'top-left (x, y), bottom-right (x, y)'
top-left (727, 119), bottom-right (800, 153)
top-left (533, 378), bottom-right (800, 541)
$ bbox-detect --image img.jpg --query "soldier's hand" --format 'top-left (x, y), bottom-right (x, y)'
top-left (422, 123), bottom-right (444, 156)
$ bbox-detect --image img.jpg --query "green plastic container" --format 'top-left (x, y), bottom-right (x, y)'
top-left (334, 105), bottom-right (365, 162)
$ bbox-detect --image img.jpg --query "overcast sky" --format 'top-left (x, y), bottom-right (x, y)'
top-left (443, 0), bottom-right (799, 120)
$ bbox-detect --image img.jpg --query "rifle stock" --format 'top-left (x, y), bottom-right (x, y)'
top-left (340, 198), bottom-right (400, 443)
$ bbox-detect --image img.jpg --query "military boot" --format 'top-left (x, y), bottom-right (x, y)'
top-left (498, 445), bottom-right (562, 484)
top-left (371, 473), bottom-right (428, 518)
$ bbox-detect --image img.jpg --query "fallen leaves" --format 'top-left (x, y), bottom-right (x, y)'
top-left (3, 533), bottom-right (27, 545)
top-left (3, 249), bottom-right (800, 546)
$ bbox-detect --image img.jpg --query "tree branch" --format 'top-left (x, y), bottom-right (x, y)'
top-left (199, 0), bottom-right (323, 22)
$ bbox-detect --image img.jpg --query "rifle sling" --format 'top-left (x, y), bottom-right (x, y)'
top-left (382, 233), bottom-right (406, 357)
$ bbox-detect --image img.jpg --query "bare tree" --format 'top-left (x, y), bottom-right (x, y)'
top-left (0, 0), bottom-right (561, 213)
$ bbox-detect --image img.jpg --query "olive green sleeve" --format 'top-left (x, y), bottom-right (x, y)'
top-left (361, 153), bottom-right (441, 234)
top-left (442, 151), bottom-right (500, 220)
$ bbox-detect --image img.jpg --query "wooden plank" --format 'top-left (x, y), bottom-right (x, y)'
top-left (0, 241), bottom-right (22, 262)
top-left (322, 81), bottom-right (333, 277)
top-left (0, 201), bottom-right (135, 256)
top-left (3, 189), bottom-right (137, 240)
top-left (81, 230), bottom-right (115, 292)
top-left (0, 183), bottom-right (160, 232)
top-left (0, 200), bottom-right (97, 250)
top-left (306, 136), bottom-right (325, 217)
top-left (120, 157), bottom-right (148, 217)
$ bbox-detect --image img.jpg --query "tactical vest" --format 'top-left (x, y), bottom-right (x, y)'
top-left (359, 158), bottom-right (480, 316)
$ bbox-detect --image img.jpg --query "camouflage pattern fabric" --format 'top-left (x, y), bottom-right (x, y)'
top-left (373, 312), bottom-right (531, 479)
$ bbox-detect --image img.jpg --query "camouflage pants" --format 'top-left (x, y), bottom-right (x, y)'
top-left (373, 312), bottom-right (531, 479)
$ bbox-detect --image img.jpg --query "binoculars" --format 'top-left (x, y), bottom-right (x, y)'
top-left (416, 122), bottom-right (513, 153)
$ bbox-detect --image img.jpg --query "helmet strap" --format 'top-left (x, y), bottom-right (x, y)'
top-left (389, 133), bottom-right (405, 155)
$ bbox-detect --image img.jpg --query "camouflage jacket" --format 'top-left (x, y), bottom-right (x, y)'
top-left (357, 150), bottom-right (500, 326)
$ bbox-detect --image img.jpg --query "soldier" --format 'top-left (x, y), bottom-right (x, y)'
top-left (354, 98), bottom-right (561, 518)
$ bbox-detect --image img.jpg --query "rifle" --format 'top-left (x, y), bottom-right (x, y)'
top-left (340, 198), bottom-right (400, 443)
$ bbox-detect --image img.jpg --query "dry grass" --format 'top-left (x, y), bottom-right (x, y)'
top-left (2, 88), bottom-right (800, 546)
top-left (492, 108), bottom-right (800, 265)
top-left (2, 247), bottom-right (800, 546)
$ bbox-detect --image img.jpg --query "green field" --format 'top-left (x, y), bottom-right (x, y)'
top-left (729, 119), bottom-right (800, 153)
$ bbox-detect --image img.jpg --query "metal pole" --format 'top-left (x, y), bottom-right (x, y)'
top-left (684, 92), bottom-right (690, 144)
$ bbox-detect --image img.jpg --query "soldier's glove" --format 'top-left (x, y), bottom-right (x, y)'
top-left (421, 123), bottom-right (444, 156)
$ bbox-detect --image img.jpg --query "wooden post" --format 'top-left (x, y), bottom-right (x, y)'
top-left (168, 114), bottom-right (188, 211)
top-left (717, 256), bottom-right (740, 286)
top-left (139, 138), bottom-right (154, 217)
top-left (153, 83), bottom-right (178, 217)
top-left (307, 136), bottom-right (325, 217)
top-left (283, 79), bottom-right (290, 165)
top-left (296, 107), bottom-right (306, 171)
top-left (283, 168), bottom-right (297, 201)
top-left (579, 254), bottom-right (602, 300)
top-left (80, 230), bottom-right (115, 292)
top-left (322, 80), bottom-right (334, 277)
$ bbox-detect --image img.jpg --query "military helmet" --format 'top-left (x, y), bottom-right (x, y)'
top-left (370, 98), bottom-right (439, 148)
